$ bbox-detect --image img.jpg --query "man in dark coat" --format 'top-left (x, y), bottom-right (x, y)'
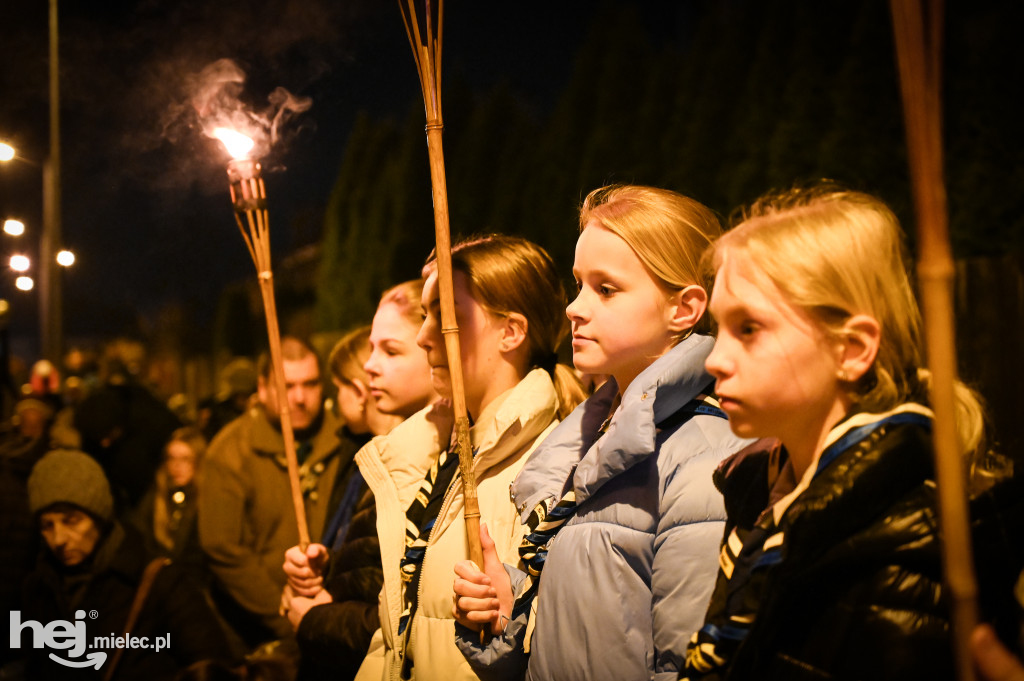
top-left (11, 449), bottom-right (234, 680)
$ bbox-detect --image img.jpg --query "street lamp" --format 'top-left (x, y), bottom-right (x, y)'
top-left (56, 249), bottom-right (74, 267)
top-left (9, 255), bottom-right (30, 272)
top-left (0, 138), bottom-right (65, 360)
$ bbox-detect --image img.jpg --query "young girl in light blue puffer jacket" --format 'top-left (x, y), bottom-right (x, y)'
top-left (451, 185), bottom-right (749, 681)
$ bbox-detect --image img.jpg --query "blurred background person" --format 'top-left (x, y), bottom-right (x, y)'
top-left (132, 426), bottom-right (210, 587)
top-left (199, 336), bottom-right (343, 652)
top-left (12, 448), bottom-right (234, 680)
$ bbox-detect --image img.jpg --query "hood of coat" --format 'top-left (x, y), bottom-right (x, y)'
top-left (513, 334), bottom-right (717, 516)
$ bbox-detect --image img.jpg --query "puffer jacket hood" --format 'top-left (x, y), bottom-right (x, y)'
top-left (514, 333), bottom-right (718, 513)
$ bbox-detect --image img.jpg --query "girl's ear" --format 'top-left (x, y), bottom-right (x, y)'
top-left (666, 284), bottom-right (708, 334)
top-left (838, 314), bottom-right (881, 382)
top-left (350, 378), bottom-right (370, 405)
top-left (499, 312), bottom-right (529, 354)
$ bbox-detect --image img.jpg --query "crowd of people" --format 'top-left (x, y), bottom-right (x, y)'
top-left (1, 183), bottom-right (1021, 681)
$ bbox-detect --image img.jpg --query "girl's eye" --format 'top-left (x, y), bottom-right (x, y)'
top-left (574, 280), bottom-right (582, 293)
top-left (739, 321), bottom-right (759, 337)
top-left (598, 285), bottom-right (614, 297)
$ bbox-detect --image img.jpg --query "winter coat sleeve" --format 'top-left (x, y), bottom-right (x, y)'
top-left (197, 441), bottom-right (290, 637)
top-left (454, 563), bottom-right (531, 681)
top-left (145, 565), bottom-right (238, 671)
top-left (650, 447), bottom-right (727, 680)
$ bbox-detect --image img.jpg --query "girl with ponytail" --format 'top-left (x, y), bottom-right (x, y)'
top-left (680, 185), bottom-right (1021, 681)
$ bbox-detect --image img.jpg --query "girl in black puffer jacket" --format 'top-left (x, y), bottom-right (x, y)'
top-left (681, 185), bottom-right (1024, 681)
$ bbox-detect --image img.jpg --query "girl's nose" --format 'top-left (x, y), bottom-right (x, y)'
top-left (363, 353), bottom-right (379, 377)
top-left (565, 291), bottom-right (586, 322)
top-left (704, 341), bottom-right (729, 379)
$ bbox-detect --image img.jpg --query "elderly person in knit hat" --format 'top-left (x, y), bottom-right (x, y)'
top-left (9, 449), bottom-right (238, 681)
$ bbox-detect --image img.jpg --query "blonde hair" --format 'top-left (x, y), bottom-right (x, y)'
top-left (579, 185), bottom-right (722, 337)
top-left (424, 235), bottom-right (586, 420)
top-left (379, 279), bottom-right (424, 327)
top-left (713, 184), bottom-right (985, 454)
top-left (153, 426), bottom-right (207, 552)
top-left (328, 325), bottom-right (372, 386)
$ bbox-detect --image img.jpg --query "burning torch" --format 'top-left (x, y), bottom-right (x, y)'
top-left (213, 126), bottom-right (310, 549)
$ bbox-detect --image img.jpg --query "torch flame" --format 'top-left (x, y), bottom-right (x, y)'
top-left (212, 127), bottom-right (255, 160)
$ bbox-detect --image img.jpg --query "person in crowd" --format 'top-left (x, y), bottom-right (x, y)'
top-left (13, 448), bottom-right (233, 680)
top-left (347, 236), bottom-right (585, 681)
top-left (198, 357), bottom-right (259, 443)
top-left (73, 342), bottom-right (183, 511)
top-left (319, 325), bottom-right (405, 549)
top-left (0, 396), bottom-right (55, 668)
top-left (199, 337), bottom-right (344, 649)
top-left (281, 282), bottom-right (438, 681)
top-left (451, 185), bottom-right (748, 681)
top-left (675, 185), bottom-right (1024, 680)
top-left (132, 426), bottom-right (210, 586)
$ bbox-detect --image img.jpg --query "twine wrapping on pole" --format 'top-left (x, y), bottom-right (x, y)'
top-left (226, 157), bottom-right (311, 550)
top-left (889, 2), bottom-right (977, 680)
top-left (398, 0), bottom-right (484, 572)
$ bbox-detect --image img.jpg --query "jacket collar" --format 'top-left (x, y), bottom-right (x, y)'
top-left (514, 334), bottom-right (716, 512)
top-left (770, 402), bottom-right (934, 525)
top-left (248, 403), bottom-right (343, 469)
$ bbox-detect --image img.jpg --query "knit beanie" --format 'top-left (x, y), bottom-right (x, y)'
top-left (27, 449), bottom-right (114, 522)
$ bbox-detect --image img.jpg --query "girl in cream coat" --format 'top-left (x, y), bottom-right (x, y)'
top-left (354, 236), bottom-right (585, 681)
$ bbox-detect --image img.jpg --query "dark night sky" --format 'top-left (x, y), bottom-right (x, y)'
top-left (3, 0), bottom-right (692, 359)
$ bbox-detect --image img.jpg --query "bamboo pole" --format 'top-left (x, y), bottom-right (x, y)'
top-left (398, 0), bottom-right (484, 571)
top-left (889, 3), bottom-right (977, 680)
top-left (226, 157), bottom-right (310, 550)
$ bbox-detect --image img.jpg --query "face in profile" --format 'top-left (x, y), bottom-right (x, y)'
top-left (417, 270), bottom-right (509, 416)
top-left (40, 506), bottom-right (102, 567)
top-left (364, 301), bottom-right (435, 418)
top-left (164, 439), bottom-right (197, 487)
top-left (705, 254), bottom-right (845, 448)
top-left (567, 223), bottom-right (680, 390)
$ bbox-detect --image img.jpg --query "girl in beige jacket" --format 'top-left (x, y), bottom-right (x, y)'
top-left (354, 235), bottom-right (585, 681)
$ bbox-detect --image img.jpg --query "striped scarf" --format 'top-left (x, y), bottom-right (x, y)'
top-left (517, 389), bottom-right (725, 600)
top-left (395, 444), bottom-right (469, 679)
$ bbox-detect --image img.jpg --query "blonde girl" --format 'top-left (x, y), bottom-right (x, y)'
top-left (142, 426), bottom-right (208, 573)
top-left (353, 235), bottom-right (585, 681)
top-left (282, 283), bottom-right (438, 681)
top-left (681, 185), bottom-right (1018, 681)
top-left (452, 185), bottom-right (748, 681)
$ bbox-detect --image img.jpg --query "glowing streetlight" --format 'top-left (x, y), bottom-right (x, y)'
top-left (0, 142), bottom-right (14, 162)
top-left (3, 219), bottom-right (25, 237)
top-left (9, 255), bottom-right (30, 272)
top-left (15, 276), bottom-right (33, 291)
top-left (56, 249), bottom-right (75, 267)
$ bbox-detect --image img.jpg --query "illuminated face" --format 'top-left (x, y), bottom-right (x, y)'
top-left (705, 254), bottom-right (846, 454)
top-left (417, 270), bottom-right (508, 418)
top-left (363, 301), bottom-right (435, 418)
top-left (259, 354), bottom-right (323, 431)
top-left (164, 439), bottom-right (196, 487)
top-left (567, 223), bottom-right (679, 391)
top-left (40, 507), bottom-right (101, 567)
